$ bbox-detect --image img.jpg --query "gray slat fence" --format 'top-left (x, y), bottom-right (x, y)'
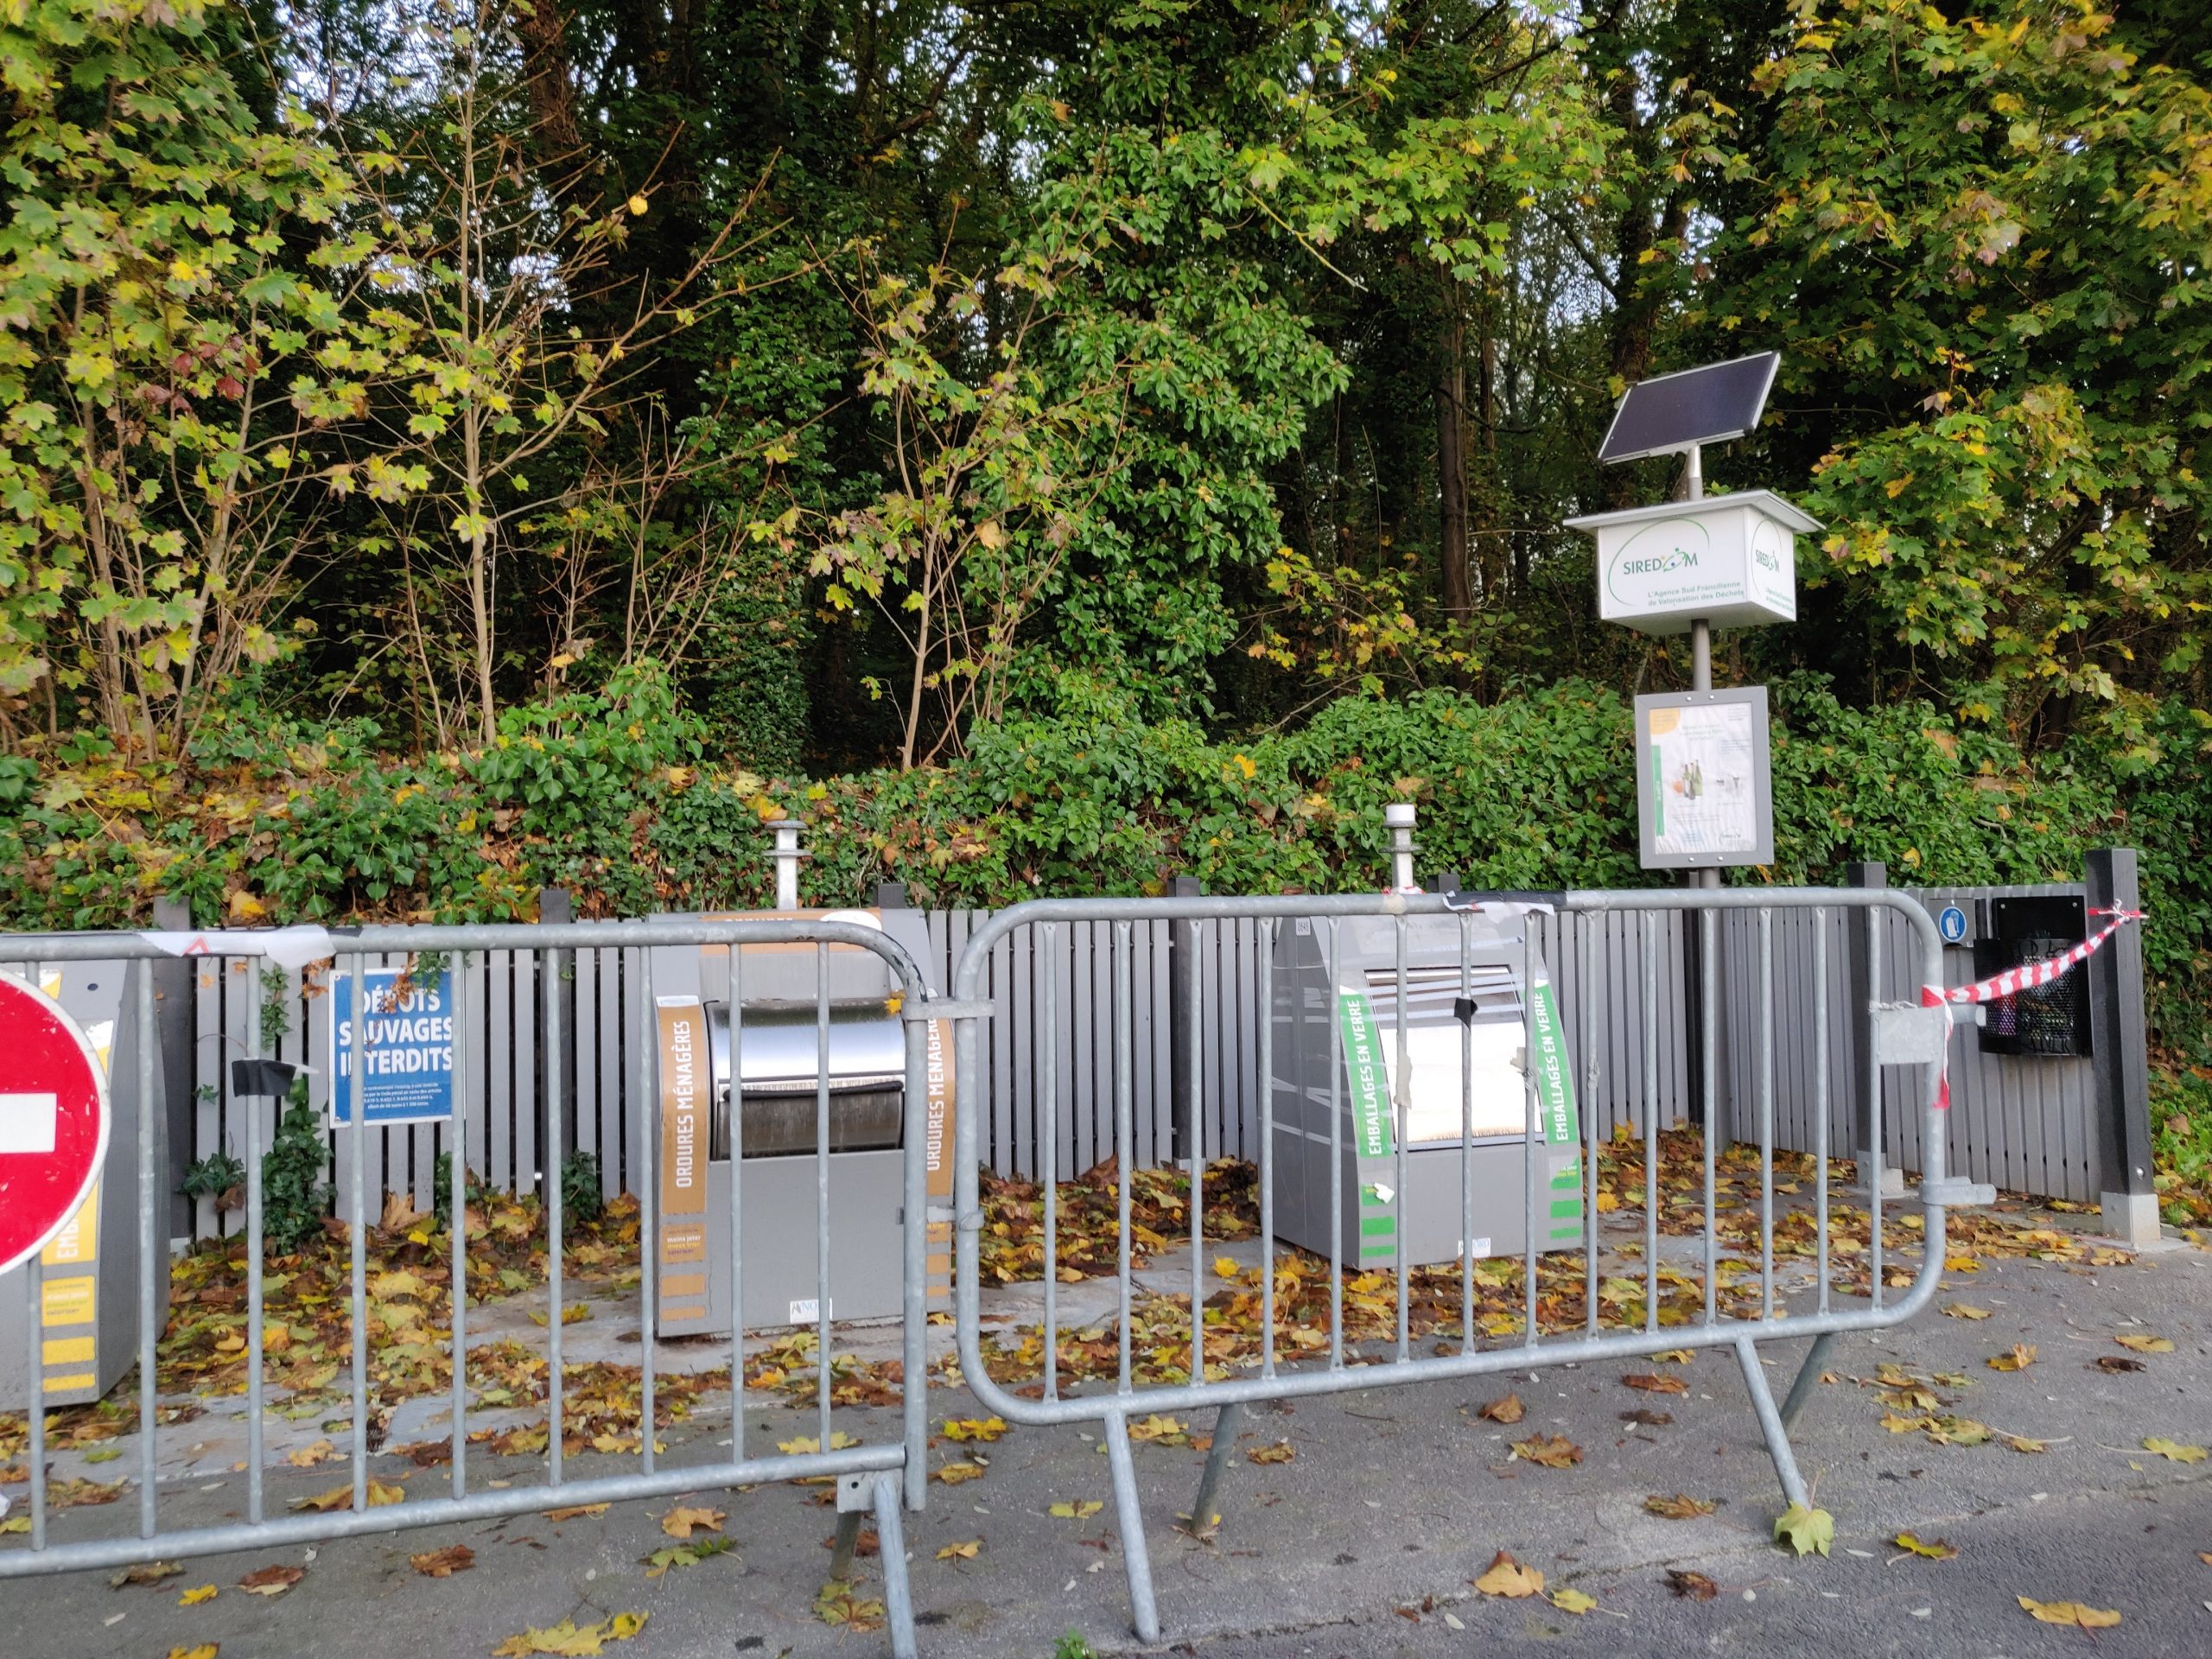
top-left (183, 887), bottom-right (2111, 1236)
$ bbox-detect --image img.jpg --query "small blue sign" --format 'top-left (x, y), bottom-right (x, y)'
top-left (1937, 905), bottom-right (1969, 945)
top-left (329, 966), bottom-right (456, 1125)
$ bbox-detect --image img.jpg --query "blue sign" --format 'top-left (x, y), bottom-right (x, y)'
top-left (1937, 905), bottom-right (1969, 945)
top-left (329, 966), bottom-right (456, 1126)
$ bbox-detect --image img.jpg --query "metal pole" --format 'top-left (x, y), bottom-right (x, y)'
top-left (1167, 875), bottom-right (1200, 1164)
top-left (2085, 849), bottom-right (2158, 1245)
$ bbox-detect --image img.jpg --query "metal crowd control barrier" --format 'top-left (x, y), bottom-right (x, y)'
top-left (0, 918), bottom-right (938, 1659)
top-left (950, 888), bottom-right (1986, 1643)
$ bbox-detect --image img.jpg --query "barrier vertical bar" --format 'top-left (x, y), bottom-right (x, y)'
top-left (1189, 916), bottom-right (1205, 1389)
top-left (1758, 909), bottom-right (1776, 1322)
top-left (1582, 914), bottom-right (1600, 1336)
top-left (900, 989), bottom-right (925, 1514)
top-left (1325, 918), bottom-right (1343, 1370)
top-left (1393, 916), bottom-right (1410, 1363)
top-left (545, 944), bottom-right (565, 1484)
top-left (348, 952), bottom-right (368, 1512)
top-left (638, 947), bottom-right (657, 1476)
top-left (1040, 924), bottom-right (1059, 1401)
top-left (1642, 921), bottom-right (1658, 1335)
top-left (1115, 922), bottom-right (1133, 1395)
top-left (1522, 921), bottom-right (1538, 1346)
top-left (245, 959), bottom-right (266, 1523)
top-left (1459, 915), bottom-right (1475, 1353)
top-left (28, 1260), bottom-right (44, 1549)
top-left (136, 964), bottom-right (158, 1538)
top-left (1814, 912), bottom-right (1831, 1315)
top-left (450, 953), bottom-right (469, 1501)
top-left (1701, 908), bottom-right (1718, 1327)
top-left (815, 942), bottom-right (831, 1451)
top-left (728, 944), bottom-right (745, 1465)
top-left (1867, 915), bottom-right (1884, 1310)
top-left (1257, 922), bottom-right (1277, 1379)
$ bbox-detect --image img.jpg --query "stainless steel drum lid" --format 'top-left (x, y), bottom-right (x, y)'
top-left (703, 999), bottom-right (906, 1157)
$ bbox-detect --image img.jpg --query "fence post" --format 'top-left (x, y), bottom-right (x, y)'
top-left (1846, 861), bottom-right (1904, 1197)
top-left (2083, 849), bottom-right (2158, 1247)
top-left (152, 893), bottom-right (196, 1240)
top-left (538, 887), bottom-right (575, 1192)
top-left (1168, 874), bottom-right (1201, 1163)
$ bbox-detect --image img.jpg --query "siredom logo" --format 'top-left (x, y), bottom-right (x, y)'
top-left (1619, 550), bottom-right (1697, 575)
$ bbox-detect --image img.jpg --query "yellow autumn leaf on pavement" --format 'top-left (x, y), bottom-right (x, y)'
top-left (1246, 1440), bottom-right (1294, 1465)
top-left (1893, 1532), bottom-right (1957, 1560)
top-left (660, 1505), bottom-right (724, 1538)
top-left (166, 1648), bottom-right (219, 1659)
top-left (2142, 1436), bottom-right (2207, 1463)
top-left (777, 1431), bottom-right (858, 1455)
top-left (935, 1540), bottom-right (981, 1560)
top-left (180, 1584), bottom-right (219, 1605)
top-left (2018, 1597), bottom-right (2120, 1629)
top-left (940, 1417), bottom-right (1007, 1443)
top-left (1048, 1499), bottom-right (1104, 1519)
top-left (491, 1611), bottom-right (648, 1656)
top-left (1473, 1549), bottom-right (1544, 1598)
top-left (1549, 1586), bottom-right (1597, 1614)
top-left (1214, 1255), bottom-right (1242, 1280)
top-left (1986, 1343), bottom-right (2036, 1371)
top-left (2114, 1333), bottom-right (2174, 1354)
top-left (1942, 1303), bottom-right (1991, 1319)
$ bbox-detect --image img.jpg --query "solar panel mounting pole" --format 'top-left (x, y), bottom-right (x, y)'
top-left (1683, 441), bottom-right (1719, 891)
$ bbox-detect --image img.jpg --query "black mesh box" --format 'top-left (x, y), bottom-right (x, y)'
top-left (1973, 895), bottom-right (2093, 1058)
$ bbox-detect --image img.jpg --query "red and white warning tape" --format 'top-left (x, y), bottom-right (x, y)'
top-left (1918, 907), bottom-right (2142, 1109)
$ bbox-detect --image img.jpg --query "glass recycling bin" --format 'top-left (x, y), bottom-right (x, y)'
top-left (1268, 911), bottom-right (1583, 1269)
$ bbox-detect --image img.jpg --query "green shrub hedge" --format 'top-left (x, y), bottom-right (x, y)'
top-left (3, 670), bottom-right (2203, 1051)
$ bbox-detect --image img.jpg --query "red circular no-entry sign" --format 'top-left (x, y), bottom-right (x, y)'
top-left (0, 972), bottom-right (110, 1275)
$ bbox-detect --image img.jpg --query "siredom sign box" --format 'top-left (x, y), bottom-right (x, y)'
top-left (1564, 490), bottom-right (1821, 637)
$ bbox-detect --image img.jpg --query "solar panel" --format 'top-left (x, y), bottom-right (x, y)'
top-left (1597, 352), bottom-right (1780, 465)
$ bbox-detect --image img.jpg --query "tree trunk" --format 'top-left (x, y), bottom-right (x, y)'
top-left (1435, 284), bottom-right (1472, 620)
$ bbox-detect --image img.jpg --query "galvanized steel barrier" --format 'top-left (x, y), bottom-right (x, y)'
top-left (950, 887), bottom-right (1988, 1643)
top-left (0, 918), bottom-right (938, 1659)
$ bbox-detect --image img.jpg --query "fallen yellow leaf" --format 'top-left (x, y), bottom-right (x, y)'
top-left (935, 1540), bottom-right (982, 1561)
top-left (1644, 1493), bottom-right (1716, 1519)
top-left (1509, 1433), bottom-right (1581, 1468)
top-left (1986, 1343), bottom-right (2037, 1371)
top-left (660, 1505), bottom-right (725, 1539)
top-left (1048, 1499), bottom-right (1104, 1520)
top-left (1473, 1549), bottom-right (1544, 1598)
top-left (2142, 1436), bottom-right (2208, 1464)
top-left (932, 1460), bottom-right (985, 1485)
top-left (1549, 1586), bottom-right (1597, 1614)
top-left (543, 1503), bottom-right (610, 1522)
top-left (1476, 1393), bottom-right (1523, 1424)
top-left (1942, 1303), bottom-right (1992, 1319)
top-left (285, 1439), bottom-right (336, 1468)
top-left (1893, 1532), bottom-right (1957, 1560)
top-left (179, 1585), bottom-right (218, 1606)
top-left (2114, 1333), bottom-right (2174, 1354)
top-left (2018, 1597), bottom-right (2120, 1630)
top-left (940, 1417), bottom-right (1007, 1444)
top-left (166, 1648), bottom-right (219, 1659)
top-left (1246, 1440), bottom-right (1294, 1465)
top-left (1214, 1255), bottom-right (1242, 1280)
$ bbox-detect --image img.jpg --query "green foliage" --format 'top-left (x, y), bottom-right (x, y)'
top-left (560, 1151), bottom-right (605, 1228)
top-left (1052, 1632), bottom-right (1099, 1659)
top-left (433, 1149), bottom-right (493, 1228)
top-left (261, 1075), bottom-right (329, 1255)
top-left (178, 1153), bottom-right (245, 1204)
top-left (1713, 0), bottom-right (2212, 746)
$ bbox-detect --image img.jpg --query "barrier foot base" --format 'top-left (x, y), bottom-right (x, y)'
top-left (1779, 1332), bottom-right (1837, 1433)
top-left (1103, 1408), bottom-right (1161, 1643)
top-left (871, 1472), bottom-right (918, 1659)
top-left (1735, 1335), bottom-right (1811, 1512)
top-left (826, 1509), bottom-right (863, 1586)
top-left (1187, 1401), bottom-right (1243, 1535)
